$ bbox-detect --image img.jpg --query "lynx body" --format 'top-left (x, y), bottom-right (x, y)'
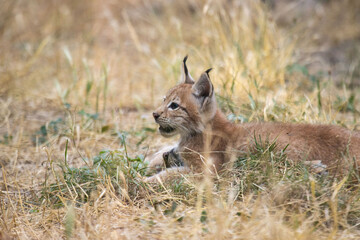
top-left (146, 57), bottom-right (360, 182)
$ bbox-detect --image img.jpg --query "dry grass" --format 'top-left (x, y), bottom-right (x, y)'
top-left (1, 0), bottom-right (360, 239)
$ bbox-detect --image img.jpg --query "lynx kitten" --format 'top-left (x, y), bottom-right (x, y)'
top-left (146, 56), bottom-right (360, 182)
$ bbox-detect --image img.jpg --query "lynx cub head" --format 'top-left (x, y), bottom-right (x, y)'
top-left (153, 56), bottom-right (217, 137)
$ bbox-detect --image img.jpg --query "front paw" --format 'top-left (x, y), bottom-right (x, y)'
top-left (144, 166), bottom-right (191, 184)
top-left (144, 175), bottom-right (159, 184)
top-left (146, 145), bottom-right (178, 175)
top-left (144, 172), bottom-right (167, 184)
top-left (163, 148), bottom-right (183, 168)
top-left (145, 154), bottom-right (165, 176)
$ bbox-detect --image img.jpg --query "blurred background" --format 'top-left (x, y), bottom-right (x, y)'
top-left (1, 0), bottom-right (359, 104)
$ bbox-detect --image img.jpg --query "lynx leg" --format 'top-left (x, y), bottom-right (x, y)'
top-left (304, 160), bottom-right (328, 175)
top-left (144, 166), bottom-right (191, 183)
top-left (163, 148), bottom-right (183, 168)
top-left (146, 145), bottom-right (177, 175)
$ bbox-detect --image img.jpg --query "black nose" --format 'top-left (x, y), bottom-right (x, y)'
top-left (153, 112), bottom-right (160, 120)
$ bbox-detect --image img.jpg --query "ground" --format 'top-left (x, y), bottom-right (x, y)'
top-left (1, 0), bottom-right (360, 239)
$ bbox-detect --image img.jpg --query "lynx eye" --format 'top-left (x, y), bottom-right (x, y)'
top-left (168, 102), bottom-right (179, 110)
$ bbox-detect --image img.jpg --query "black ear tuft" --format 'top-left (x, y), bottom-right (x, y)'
top-left (183, 55), bottom-right (189, 76)
top-left (205, 68), bottom-right (212, 75)
top-left (182, 55), bottom-right (194, 84)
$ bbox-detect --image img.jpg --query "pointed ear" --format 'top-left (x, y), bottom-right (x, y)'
top-left (182, 55), bottom-right (194, 84)
top-left (192, 69), bottom-right (214, 108)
